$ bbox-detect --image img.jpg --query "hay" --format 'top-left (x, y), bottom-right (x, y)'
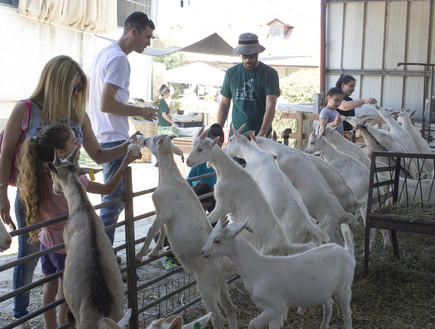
top-left (376, 201), bottom-right (435, 221)
top-left (183, 223), bottom-right (435, 328)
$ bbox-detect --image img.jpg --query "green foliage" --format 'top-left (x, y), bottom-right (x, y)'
top-left (280, 68), bottom-right (320, 103)
top-left (153, 52), bottom-right (186, 70)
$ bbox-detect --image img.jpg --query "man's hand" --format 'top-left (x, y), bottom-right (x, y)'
top-left (140, 107), bottom-right (158, 121)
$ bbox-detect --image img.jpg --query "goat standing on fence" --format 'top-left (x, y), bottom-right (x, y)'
top-left (202, 216), bottom-right (355, 329)
top-left (186, 127), bottom-right (304, 255)
top-left (224, 125), bottom-right (329, 245)
top-left (48, 145), bottom-right (133, 329)
top-left (135, 134), bottom-right (238, 329)
top-left (252, 135), bottom-right (356, 245)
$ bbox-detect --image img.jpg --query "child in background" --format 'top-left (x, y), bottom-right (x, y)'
top-left (192, 181), bottom-right (215, 214)
top-left (187, 123), bottom-right (224, 188)
top-left (17, 124), bottom-right (138, 329)
top-left (319, 87), bottom-right (345, 136)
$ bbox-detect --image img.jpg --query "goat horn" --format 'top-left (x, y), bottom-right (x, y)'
top-left (237, 123), bottom-right (246, 134)
top-left (54, 149), bottom-right (62, 165)
top-left (65, 147), bottom-right (80, 163)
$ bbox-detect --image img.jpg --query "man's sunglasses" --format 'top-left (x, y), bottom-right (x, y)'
top-left (241, 54), bottom-right (258, 60)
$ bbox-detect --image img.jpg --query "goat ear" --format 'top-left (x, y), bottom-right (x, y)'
top-left (250, 132), bottom-right (257, 142)
top-left (116, 309), bottom-right (132, 329)
top-left (172, 145), bottom-right (185, 162)
top-left (410, 109), bottom-right (416, 117)
top-left (181, 313), bottom-right (212, 329)
top-left (243, 130), bottom-right (255, 138)
top-left (230, 217), bottom-right (249, 237)
top-left (211, 136), bottom-right (220, 147)
top-left (168, 316), bottom-right (183, 329)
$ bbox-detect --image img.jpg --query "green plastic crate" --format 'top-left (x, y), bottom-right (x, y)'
top-left (158, 126), bottom-right (179, 137)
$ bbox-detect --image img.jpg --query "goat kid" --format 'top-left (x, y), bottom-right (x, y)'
top-left (49, 148), bottom-right (128, 329)
top-left (224, 125), bottom-right (329, 245)
top-left (202, 216), bottom-right (355, 329)
top-left (135, 134), bottom-right (237, 329)
top-left (146, 312), bottom-right (212, 329)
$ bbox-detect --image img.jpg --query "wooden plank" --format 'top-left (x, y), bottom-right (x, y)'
top-left (281, 113), bottom-right (319, 121)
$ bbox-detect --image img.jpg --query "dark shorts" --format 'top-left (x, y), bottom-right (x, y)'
top-left (40, 244), bottom-right (66, 279)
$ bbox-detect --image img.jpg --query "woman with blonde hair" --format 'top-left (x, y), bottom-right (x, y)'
top-left (0, 55), bottom-right (133, 328)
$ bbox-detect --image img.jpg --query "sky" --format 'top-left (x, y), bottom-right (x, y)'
top-left (155, 0), bottom-right (321, 58)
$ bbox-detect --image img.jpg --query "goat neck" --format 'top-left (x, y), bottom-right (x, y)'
top-left (314, 137), bottom-right (340, 163)
top-left (61, 171), bottom-right (93, 215)
top-left (156, 146), bottom-right (184, 186)
top-left (208, 144), bottom-right (244, 178)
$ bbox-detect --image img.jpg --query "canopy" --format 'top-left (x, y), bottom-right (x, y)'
top-left (179, 33), bottom-right (234, 56)
top-left (165, 62), bottom-right (225, 86)
top-left (97, 33), bottom-right (234, 56)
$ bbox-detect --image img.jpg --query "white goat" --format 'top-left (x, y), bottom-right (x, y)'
top-left (251, 136), bottom-right (356, 245)
top-left (48, 149), bottom-right (129, 329)
top-left (224, 126), bottom-right (329, 245)
top-left (363, 120), bottom-right (419, 178)
top-left (306, 130), bottom-right (370, 224)
top-left (305, 153), bottom-right (362, 214)
top-left (322, 126), bottom-right (371, 168)
top-left (135, 134), bottom-right (237, 329)
top-left (186, 127), bottom-right (296, 255)
top-left (397, 109), bottom-right (434, 176)
top-left (202, 216), bottom-right (355, 329)
top-left (0, 220), bottom-right (12, 252)
top-left (146, 312), bottom-right (212, 329)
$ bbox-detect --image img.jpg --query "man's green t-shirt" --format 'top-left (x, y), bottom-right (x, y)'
top-left (220, 62), bottom-right (280, 135)
top-left (157, 99), bottom-right (171, 127)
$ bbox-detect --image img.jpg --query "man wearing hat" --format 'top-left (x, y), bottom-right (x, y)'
top-left (217, 32), bottom-right (280, 136)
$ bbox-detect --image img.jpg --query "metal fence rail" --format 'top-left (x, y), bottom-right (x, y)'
top-left (0, 168), bottom-right (219, 329)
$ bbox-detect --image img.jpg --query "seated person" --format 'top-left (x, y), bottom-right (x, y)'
top-left (192, 181), bottom-right (215, 214)
top-left (187, 123), bottom-right (224, 188)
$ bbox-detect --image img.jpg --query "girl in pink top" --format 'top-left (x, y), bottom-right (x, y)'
top-left (17, 124), bottom-right (137, 329)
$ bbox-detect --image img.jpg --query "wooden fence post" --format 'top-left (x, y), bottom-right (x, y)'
top-left (123, 167), bottom-right (139, 329)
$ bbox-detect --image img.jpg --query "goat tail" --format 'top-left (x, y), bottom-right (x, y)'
top-left (340, 223), bottom-right (355, 259)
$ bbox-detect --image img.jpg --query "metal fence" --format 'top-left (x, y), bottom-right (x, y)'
top-left (0, 167), bottom-right (219, 329)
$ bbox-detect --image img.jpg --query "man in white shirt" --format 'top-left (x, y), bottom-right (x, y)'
top-left (88, 11), bottom-right (157, 245)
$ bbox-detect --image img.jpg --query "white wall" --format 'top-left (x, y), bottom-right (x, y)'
top-left (0, 5), bottom-right (153, 103)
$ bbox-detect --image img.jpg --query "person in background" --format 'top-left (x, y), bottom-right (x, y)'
top-left (186, 123), bottom-right (224, 188)
top-left (17, 124), bottom-right (138, 329)
top-left (336, 74), bottom-right (377, 132)
top-left (217, 32), bottom-right (280, 137)
top-left (0, 55), bottom-right (133, 328)
top-left (319, 87), bottom-right (345, 135)
top-left (157, 84), bottom-right (179, 128)
top-left (192, 181), bottom-right (215, 214)
top-left (88, 11), bottom-right (158, 246)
